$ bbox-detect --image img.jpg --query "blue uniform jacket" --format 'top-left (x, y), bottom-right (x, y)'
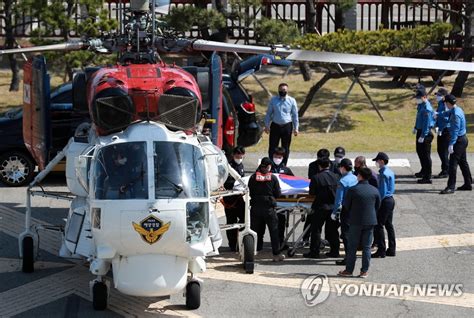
top-left (378, 166), bottom-right (395, 199)
top-left (415, 101), bottom-right (434, 137)
top-left (332, 171), bottom-right (358, 215)
top-left (435, 100), bottom-right (450, 131)
top-left (448, 106), bottom-right (467, 145)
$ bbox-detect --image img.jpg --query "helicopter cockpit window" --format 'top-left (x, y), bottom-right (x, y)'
top-left (154, 142), bottom-right (207, 199)
top-left (92, 142), bottom-right (148, 200)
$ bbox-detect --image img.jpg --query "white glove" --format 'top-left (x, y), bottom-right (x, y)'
top-left (418, 137), bottom-right (425, 143)
top-left (330, 213), bottom-right (337, 221)
top-left (448, 145), bottom-right (454, 154)
top-left (412, 128), bottom-right (417, 135)
top-left (438, 130), bottom-right (443, 136)
top-left (435, 127), bottom-right (439, 134)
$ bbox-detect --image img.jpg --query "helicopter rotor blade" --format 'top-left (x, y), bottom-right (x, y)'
top-left (0, 41), bottom-right (87, 56)
top-left (191, 39), bottom-right (473, 73)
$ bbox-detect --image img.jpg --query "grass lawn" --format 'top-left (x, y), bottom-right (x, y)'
top-left (1, 67), bottom-right (472, 153)
top-left (242, 68), bottom-right (473, 153)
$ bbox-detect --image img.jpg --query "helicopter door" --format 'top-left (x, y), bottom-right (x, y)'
top-left (23, 56), bottom-right (51, 170)
top-left (209, 52), bottom-right (223, 148)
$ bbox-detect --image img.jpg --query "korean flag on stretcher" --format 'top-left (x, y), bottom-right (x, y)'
top-left (235, 174), bottom-right (310, 195)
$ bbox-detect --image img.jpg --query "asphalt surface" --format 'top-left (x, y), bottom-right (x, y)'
top-left (0, 152), bottom-right (473, 317)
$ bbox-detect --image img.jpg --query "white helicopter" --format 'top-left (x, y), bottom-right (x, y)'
top-left (2, 0), bottom-right (472, 312)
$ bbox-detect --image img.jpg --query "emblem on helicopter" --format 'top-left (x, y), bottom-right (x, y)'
top-left (132, 215), bottom-right (171, 245)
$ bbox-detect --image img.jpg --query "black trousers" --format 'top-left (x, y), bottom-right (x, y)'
top-left (340, 222), bottom-right (349, 258)
top-left (250, 206), bottom-right (280, 255)
top-left (416, 130), bottom-right (433, 179)
top-left (224, 195), bottom-right (245, 251)
top-left (447, 135), bottom-right (472, 189)
top-left (437, 129), bottom-right (451, 174)
top-left (268, 122), bottom-right (293, 165)
top-left (278, 210), bottom-right (289, 245)
top-left (375, 196), bottom-right (396, 255)
top-left (310, 208), bottom-right (339, 255)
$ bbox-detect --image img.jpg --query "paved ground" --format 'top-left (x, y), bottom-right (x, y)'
top-left (0, 152), bottom-right (473, 317)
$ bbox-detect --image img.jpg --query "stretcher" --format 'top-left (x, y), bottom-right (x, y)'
top-left (276, 195), bottom-right (315, 257)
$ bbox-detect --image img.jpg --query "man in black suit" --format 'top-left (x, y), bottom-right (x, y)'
top-left (338, 168), bottom-right (381, 278)
top-left (303, 158), bottom-right (339, 258)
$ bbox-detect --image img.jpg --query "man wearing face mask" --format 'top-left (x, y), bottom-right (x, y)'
top-left (223, 146), bottom-right (246, 252)
top-left (271, 147), bottom-right (294, 175)
top-left (413, 85), bottom-right (435, 184)
top-left (371, 152), bottom-right (396, 258)
top-left (332, 147), bottom-right (346, 177)
top-left (248, 157), bottom-right (285, 261)
top-left (270, 147), bottom-right (293, 249)
top-left (308, 148), bottom-right (335, 179)
top-left (433, 87), bottom-right (450, 179)
top-left (303, 157), bottom-right (339, 259)
top-left (264, 83), bottom-right (299, 166)
top-left (439, 95), bottom-right (472, 194)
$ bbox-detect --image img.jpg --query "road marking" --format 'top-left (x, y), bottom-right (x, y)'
top-left (397, 233), bottom-right (474, 252)
top-left (201, 265), bottom-right (474, 309)
top-left (284, 158), bottom-right (411, 168)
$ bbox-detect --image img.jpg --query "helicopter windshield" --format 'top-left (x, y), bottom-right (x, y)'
top-left (92, 142), bottom-right (148, 200)
top-left (154, 141), bottom-right (207, 199)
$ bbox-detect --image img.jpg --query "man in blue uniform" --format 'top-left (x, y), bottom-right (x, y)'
top-left (413, 85), bottom-right (435, 184)
top-left (223, 146), bottom-right (246, 251)
top-left (264, 83), bottom-right (299, 165)
top-left (332, 146), bottom-right (346, 176)
top-left (440, 95), bottom-right (472, 194)
top-left (434, 87), bottom-right (450, 178)
top-left (331, 158), bottom-right (358, 263)
top-left (371, 152), bottom-right (396, 258)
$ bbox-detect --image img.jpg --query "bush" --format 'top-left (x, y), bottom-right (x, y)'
top-left (293, 22), bottom-right (452, 56)
top-left (256, 18), bottom-right (301, 45)
top-left (165, 6), bottom-right (226, 34)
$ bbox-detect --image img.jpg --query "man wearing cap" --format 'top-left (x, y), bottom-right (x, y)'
top-left (439, 95), bottom-right (472, 194)
top-left (264, 83), bottom-right (299, 166)
top-left (372, 152), bottom-right (396, 258)
top-left (332, 146), bottom-right (346, 177)
top-left (434, 87), bottom-right (450, 178)
top-left (248, 157), bottom-right (285, 261)
top-left (329, 158), bottom-right (358, 263)
top-left (413, 85), bottom-right (435, 184)
top-left (303, 158), bottom-right (339, 259)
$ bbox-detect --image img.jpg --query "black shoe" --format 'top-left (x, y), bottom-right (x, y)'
top-left (417, 178), bottom-right (432, 184)
top-left (335, 259), bottom-right (346, 265)
top-left (325, 251), bottom-right (340, 258)
top-left (457, 185), bottom-right (472, 191)
top-left (414, 172), bottom-right (423, 178)
top-left (303, 251), bottom-right (325, 259)
top-left (435, 172), bottom-right (449, 179)
top-left (386, 250), bottom-right (396, 257)
top-left (440, 188), bottom-right (455, 194)
top-left (280, 244), bottom-right (290, 251)
top-left (371, 252), bottom-right (386, 258)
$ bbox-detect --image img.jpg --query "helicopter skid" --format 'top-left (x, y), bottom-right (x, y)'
top-left (111, 254), bottom-right (188, 297)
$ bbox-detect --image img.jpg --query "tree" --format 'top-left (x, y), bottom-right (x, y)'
top-left (405, 0), bottom-right (472, 96)
top-left (22, 0), bottom-right (117, 80)
top-left (331, 0), bottom-right (357, 31)
top-left (1, 0), bottom-right (21, 91)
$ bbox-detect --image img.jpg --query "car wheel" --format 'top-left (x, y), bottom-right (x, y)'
top-left (0, 151), bottom-right (35, 187)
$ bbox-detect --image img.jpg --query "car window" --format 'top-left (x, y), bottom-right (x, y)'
top-left (51, 91), bottom-right (72, 104)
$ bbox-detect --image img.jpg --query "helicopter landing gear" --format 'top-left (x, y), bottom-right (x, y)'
top-left (21, 235), bottom-right (35, 273)
top-left (185, 278), bottom-right (201, 310)
top-left (91, 278), bottom-right (109, 311)
top-left (242, 234), bottom-right (254, 274)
